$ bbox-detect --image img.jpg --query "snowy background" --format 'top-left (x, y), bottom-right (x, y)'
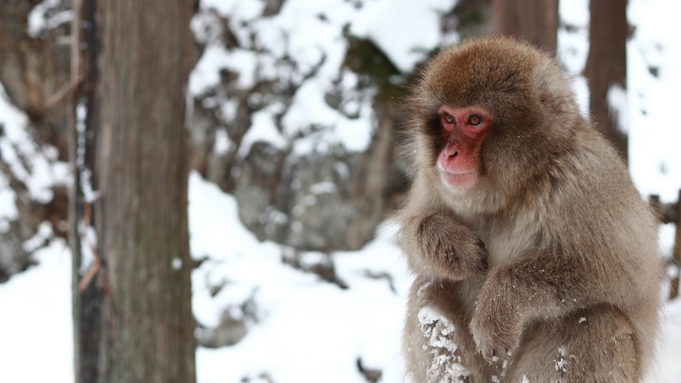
top-left (1, 0), bottom-right (681, 382)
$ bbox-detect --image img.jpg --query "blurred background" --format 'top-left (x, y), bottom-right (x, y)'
top-left (0, 0), bottom-right (679, 382)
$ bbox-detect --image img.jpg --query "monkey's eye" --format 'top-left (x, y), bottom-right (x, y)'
top-left (443, 113), bottom-right (455, 124)
top-left (468, 114), bottom-right (482, 126)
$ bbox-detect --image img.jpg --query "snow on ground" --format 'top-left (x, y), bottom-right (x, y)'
top-left (0, 239), bottom-right (73, 383)
top-left (190, 172), bottom-right (409, 383)
top-left (1, 172), bottom-right (680, 383)
top-left (0, 0), bottom-right (681, 382)
top-left (658, 300), bottom-right (681, 382)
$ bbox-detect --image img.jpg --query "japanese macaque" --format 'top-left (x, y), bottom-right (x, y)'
top-left (395, 37), bottom-right (662, 383)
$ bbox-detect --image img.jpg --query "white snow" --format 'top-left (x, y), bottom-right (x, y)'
top-left (350, 0), bottom-right (458, 72)
top-left (212, 128), bottom-right (234, 156)
top-left (282, 78), bottom-right (374, 154)
top-left (607, 84), bottom-right (629, 134)
top-left (1, 1), bottom-right (681, 383)
top-left (189, 45), bottom-right (236, 95)
top-left (0, 239), bottom-right (73, 383)
top-left (191, 0), bottom-right (454, 155)
top-left (418, 305), bottom-right (457, 349)
top-left (309, 181), bottom-right (337, 195)
top-left (27, 0), bottom-right (73, 38)
top-left (0, 84), bottom-right (70, 204)
top-left (417, 305), bottom-right (470, 382)
top-left (627, 0), bottom-right (681, 203)
top-left (557, 0), bottom-right (590, 117)
top-left (236, 104), bottom-right (288, 158)
top-left (22, 221), bottom-right (54, 253)
top-left (190, 172), bottom-right (409, 383)
top-left (554, 346), bottom-right (568, 373)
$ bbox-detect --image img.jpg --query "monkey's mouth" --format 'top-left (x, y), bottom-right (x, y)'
top-left (440, 169), bottom-right (477, 188)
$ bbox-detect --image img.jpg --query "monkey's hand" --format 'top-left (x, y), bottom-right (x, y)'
top-left (469, 275), bottom-right (523, 360)
top-left (414, 213), bottom-right (488, 280)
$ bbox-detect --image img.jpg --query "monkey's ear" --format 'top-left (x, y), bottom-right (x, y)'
top-left (538, 85), bottom-right (557, 111)
top-left (531, 61), bottom-right (574, 115)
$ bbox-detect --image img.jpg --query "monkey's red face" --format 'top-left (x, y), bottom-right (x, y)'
top-left (436, 105), bottom-right (491, 189)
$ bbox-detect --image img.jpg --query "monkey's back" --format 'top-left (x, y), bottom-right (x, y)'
top-left (537, 126), bottom-right (662, 370)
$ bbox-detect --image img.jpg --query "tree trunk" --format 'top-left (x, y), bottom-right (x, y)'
top-left (492, 0), bottom-right (559, 54)
top-left (584, 0), bottom-right (629, 162)
top-left (71, 0), bottom-right (196, 382)
top-left (71, 0), bottom-right (103, 380)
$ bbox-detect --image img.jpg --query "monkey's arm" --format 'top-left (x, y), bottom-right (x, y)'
top-left (397, 211), bottom-right (488, 281)
top-left (470, 252), bottom-right (604, 360)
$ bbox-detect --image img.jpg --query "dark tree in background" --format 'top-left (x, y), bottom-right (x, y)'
top-left (492, 0), bottom-right (559, 54)
top-left (585, 0), bottom-right (629, 161)
top-left (71, 0), bottom-right (196, 382)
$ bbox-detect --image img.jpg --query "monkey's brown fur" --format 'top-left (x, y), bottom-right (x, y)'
top-left (396, 37), bottom-right (662, 383)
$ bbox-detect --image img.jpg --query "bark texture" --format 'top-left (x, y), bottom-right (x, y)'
top-left (492, 0), bottom-right (559, 54)
top-left (585, 0), bottom-right (629, 161)
top-left (72, 0), bottom-right (197, 381)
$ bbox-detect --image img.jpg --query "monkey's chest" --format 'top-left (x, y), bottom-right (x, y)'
top-left (476, 220), bottom-right (537, 268)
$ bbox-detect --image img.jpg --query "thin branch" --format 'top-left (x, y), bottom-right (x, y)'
top-left (45, 77), bottom-right (79, 107)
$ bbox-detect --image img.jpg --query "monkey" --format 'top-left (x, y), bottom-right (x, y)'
top-left (394, 36), bottom-right (663, 383)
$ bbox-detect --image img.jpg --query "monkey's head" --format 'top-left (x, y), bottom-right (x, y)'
top-left (407, 37), bottom-right (581, 211)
